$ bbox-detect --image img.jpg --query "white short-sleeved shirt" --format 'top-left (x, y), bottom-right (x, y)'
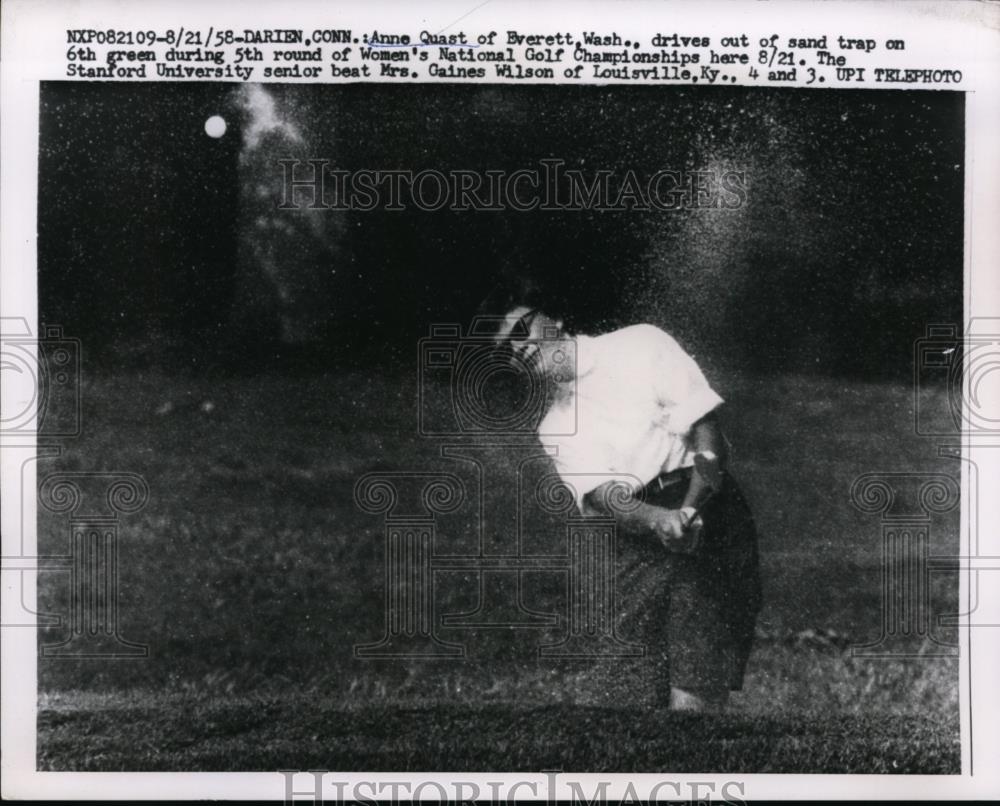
top-left (539, 324), bottom-right (723, 508)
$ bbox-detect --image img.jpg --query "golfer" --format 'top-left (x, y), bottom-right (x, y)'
top-left (495, 304), bottom-right (761, 712)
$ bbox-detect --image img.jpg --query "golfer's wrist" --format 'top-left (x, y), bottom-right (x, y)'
top-left (679, 506), bottom-right (698, 528)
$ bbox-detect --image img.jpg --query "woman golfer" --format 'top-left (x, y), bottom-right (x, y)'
top-left (495, 304), bottom-right (762, 712)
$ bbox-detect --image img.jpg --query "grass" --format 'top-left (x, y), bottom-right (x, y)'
top-left (38, 694), bottom-right (959, 773)
top-left (34, 367), bottom-right (962, 771)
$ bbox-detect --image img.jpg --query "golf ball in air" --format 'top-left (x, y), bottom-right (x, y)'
top-left (204, 115), bottom-right (227, 138)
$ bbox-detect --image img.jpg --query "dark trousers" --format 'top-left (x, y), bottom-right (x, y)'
top-left (612, 469), bottom-right (762, 698)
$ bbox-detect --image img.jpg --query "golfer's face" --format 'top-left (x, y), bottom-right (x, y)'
top-left (508, 311), bottom-right (545, 369)
top-left (508, 312), bottom-right (567, 378)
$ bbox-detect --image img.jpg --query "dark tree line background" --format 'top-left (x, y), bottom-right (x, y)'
top-left (38, 82), bottom-right (963, 379)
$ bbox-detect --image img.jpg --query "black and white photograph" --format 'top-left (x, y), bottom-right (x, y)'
top-left (3, 0), bottom-right (1000, 800)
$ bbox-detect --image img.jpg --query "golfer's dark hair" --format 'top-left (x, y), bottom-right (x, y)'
top-left (475, 280), bottom-right (573, 333)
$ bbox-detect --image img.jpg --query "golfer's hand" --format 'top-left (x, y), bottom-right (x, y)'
top-left (650, 508), bottom-right (702, 554)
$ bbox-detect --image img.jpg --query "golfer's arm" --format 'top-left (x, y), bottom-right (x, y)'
top-left (681, 412), bottom-right (727, 511)
top-left (581, 413), bottom-right (727, 526)
top-left (581, 483), bottom-right (662, 535)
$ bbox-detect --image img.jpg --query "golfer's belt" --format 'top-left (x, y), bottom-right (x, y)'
top-left (643, 466), bottom-right (692, 497)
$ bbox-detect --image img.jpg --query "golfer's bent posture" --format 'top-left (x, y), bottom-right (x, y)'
top-left (496, 305), bottom-right (761, 712)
